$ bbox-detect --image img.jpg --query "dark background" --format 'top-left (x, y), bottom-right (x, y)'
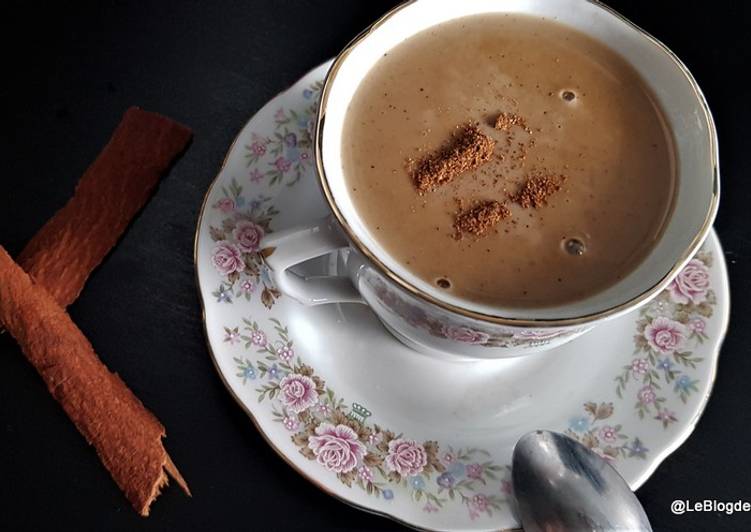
top-left (1, 1), bottom-right (749, 530)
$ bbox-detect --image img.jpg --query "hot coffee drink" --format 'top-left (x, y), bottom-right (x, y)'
top-left (342, 14), bottom-right (676, 308)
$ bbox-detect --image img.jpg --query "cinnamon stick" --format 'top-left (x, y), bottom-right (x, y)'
top-left (2, 107), bottom-right (192, 514)
top-left (16, 106), bottom-right (192, 307)
top-left (0, 246), bottom-right (189, 516)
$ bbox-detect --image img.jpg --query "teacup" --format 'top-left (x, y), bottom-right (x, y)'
top-left (260, 0), bottom-right (718, 359)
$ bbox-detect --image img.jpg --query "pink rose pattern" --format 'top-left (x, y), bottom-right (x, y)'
top-left (221, 249), bottom-right (714, 518)
top-left (227, 281), bottom-right (717, 518)
top-left (668, 259), bottom-right (710, 304)
top-left (385, 438), bottom-right (428, 476)
top-left (233, 317), bottom-right (508, 518)
top-left (211, 241), bottom-right (245, 276)
top-left (644, 317), bottom-right (687, 354)
top-left (208, 173), bottom-right (281, 307)
top-left (371, 277), bottom-right (580, 349)
top-left (209, 77), bottom-right (322, 306)
top-left (213, 197), bottom-right (234, 213)
top-left (279, 374), bottom-right (318, 413)
top-left (440, 325), bottom-right (490, 345)
top-left (307, 423), bottom-right (366, 474)
top-left (217, 247), bottom-right (715, 523)
top-left (615, 252), bottom-right (715, 427)
top-left (232, 220), bottom-right (265, 252)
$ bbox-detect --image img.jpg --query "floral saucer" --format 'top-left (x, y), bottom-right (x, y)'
top-left (194, 61), bottom-right (730, 531)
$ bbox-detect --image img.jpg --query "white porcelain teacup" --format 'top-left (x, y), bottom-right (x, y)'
top-left (261, 0), bottom-right (718, 359)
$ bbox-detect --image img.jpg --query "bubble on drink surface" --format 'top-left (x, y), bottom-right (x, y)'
top-left (436, 277), bottom-right (452, 289)
top-left (564, 238), bottom-right (586, 256)
top-left (561, 90), bottom-right (576, 102)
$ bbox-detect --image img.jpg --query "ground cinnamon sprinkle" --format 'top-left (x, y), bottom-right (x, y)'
top-left (453, 200), bottom-right (511, 239)
top-left (408, 107), bottom-right (564, 239)
top-left (494, 112), bottom-right (530, 133)
top-left (511, 171), bottom-right (566, 208)
top-left (411, 124), bottom-right (495, 193)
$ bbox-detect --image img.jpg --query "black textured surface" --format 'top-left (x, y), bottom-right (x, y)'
top-left (1, 1), bottom-right (749, 530)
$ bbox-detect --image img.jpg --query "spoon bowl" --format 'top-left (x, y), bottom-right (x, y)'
top-left (512, 430), bottom-right (652, 531)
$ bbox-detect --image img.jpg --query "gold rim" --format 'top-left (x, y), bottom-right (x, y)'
top-left (314, 0), bottom-right (720, 328)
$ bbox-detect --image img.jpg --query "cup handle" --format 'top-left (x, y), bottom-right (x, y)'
top-left (260, 216), bottom-right (363, 305)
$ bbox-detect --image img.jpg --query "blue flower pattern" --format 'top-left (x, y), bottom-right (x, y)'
top-left (625, 438), bottom-right (648, 459)
top-left (447, 461), bottom-right (465, 478)
top-left (213, 284), bottom-right (232, 303)
top-left (568, 416), bottom-right (591, 433)
top-left (675, 375), bottom-right (693, 392)
top-left (437, 472), bottom-right (455, 489)
top-left (657, 357), bottom-right (673, 372)
top-left (409, 476), bottom-right (425, 490)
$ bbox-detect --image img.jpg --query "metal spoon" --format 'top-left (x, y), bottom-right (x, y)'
top-left (512, 430), bottom-right (652, 532)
